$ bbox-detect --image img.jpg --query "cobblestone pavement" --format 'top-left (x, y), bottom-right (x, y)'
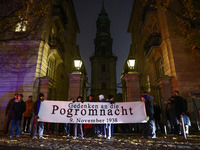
top-left (0, 132), bottom-right (200, 150)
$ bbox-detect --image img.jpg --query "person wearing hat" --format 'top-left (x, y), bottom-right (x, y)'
top-left (22, 95), bottom-right (34, 133)
top-left (141, 91), bottom-right (156, 139)
top-left (31, 93), bottom-right (45, 139)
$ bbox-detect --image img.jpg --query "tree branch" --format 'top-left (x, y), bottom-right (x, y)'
top-left (0, 16), bottom-right (43, 43)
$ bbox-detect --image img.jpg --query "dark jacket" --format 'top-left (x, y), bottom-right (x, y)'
top-left (34, 99), bottom-right (42, 115)
top-left (168, 100), bottom-right (179, 125)
top-left (174, 96), bottom-right (187, 118)
top-left (11, 100), bottom-right (26, 120)
top-left (143, 95), bottom-right (154, 120)
top-left (5, 98), bottom-right (15, 116)
top-left (154, 104), bottom-right (161, 120)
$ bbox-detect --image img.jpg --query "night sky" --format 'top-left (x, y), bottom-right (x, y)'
top-left (73, 0), bottom-right (134, 93)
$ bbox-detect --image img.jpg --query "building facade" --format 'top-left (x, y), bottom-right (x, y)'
top-left (123, 0), bottom-right (200, 124)
top-left (0, 0), bottom-right (85, 130)
top-left (90, 3), bottom-right (117, 99)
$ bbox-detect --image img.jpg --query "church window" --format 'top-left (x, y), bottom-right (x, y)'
top-left (101, 64), bottom-right (106, 72)
top-left (102, 82), bottom-right (106, 89)
top-left (158, 58), bottom-right (164, 76)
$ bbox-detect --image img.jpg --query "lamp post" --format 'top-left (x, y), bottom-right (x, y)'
top-left (68, 59), bottom-right (84, 100)
top-left (73, 59), bottom-right (82, 74)
top-left (124, 58), bottom-right (140, 102)
top-left (127, 59), bottom-right (135, 72)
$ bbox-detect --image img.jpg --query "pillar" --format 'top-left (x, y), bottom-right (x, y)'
top-left (157, 76), bottom-right (172, 104)
top-left (124, 72), bottom-right (140, 102)
top-left (68, 73), bottom-right (84, 100)
top-left (39, 77), bottom-right (53, 99)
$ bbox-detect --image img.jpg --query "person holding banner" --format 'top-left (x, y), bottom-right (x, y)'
top-left (64, 98), bottom-right (74, 137)
top-left (31, 93), bottom-right (45, 139)
top-left (72, 96), bottom-right (84, 140)
top-left (106, 95), bottom-right (115, 139)
top-left (84, 95), bottom-right (95, 137)
top-left (141, 92), bottom-right (156, 139)
top-left (98, 94), bottom-right (107, 138)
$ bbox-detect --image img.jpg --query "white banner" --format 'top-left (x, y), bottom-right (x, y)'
top-left (38, 101), bottom-right (147, 124)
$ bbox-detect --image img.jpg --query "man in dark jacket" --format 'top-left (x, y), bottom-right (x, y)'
top-left (173, 91), bottom-right (188, 135)
top-left (32, 93), bottom-right (45, 139)
top-left (9, 94), bottom-right (26, 138)
top-left (153, 101), bottom-right (163, 133)
top-left (4, 93), bottom-right (18, 134)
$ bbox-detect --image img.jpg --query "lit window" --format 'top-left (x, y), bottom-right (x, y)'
top-left (15, 19), bottom-right (28, 32)
top-left (46, 60), bottom-right (54, 79)
top-left (146, 75), bottom-right (151, 92)
top-left (158, 58), bottom-right (164, 76)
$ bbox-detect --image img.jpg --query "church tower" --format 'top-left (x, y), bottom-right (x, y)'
top-left (90, 1), bottom-right (117, 99)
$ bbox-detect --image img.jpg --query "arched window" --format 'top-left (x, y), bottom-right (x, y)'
top-left (158, 58), bottom-right (164, 76)
top-left (46, 59), bottom-right (54, 79)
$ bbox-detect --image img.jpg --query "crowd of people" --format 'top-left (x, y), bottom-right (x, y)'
top-left (4, 90), bottom-right (191, 140)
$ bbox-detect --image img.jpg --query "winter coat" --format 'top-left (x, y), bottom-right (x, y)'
top-left (24, 100), bottom-right (34, 117)
top-left (11, 100), bottom-right (26, 120)
top-left (153, 104), bottom-right (161, 121)
top-left (168, 100), bottom-right (179, 125)
top-left (174, 96), bottom-right (188, 118)
top-left (5, 98), bottom-right (15, 116)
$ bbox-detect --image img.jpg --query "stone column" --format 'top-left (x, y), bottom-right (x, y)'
top-left (68, 73), bottom-right (84, 100)
top-left (124, 72), bottom-right (140, 102)
top-left (157, 76), bottom-right (172, 104)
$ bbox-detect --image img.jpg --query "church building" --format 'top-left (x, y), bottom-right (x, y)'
top-left (90, 2), bottom-right (117, 99)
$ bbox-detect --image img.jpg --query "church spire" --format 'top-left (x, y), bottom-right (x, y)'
top-left (100, 0), bottom-right (107, 15)
top-left (95, 0), bottom-right (112, 56)
top-left (90, 0), bottom-right (117, 99)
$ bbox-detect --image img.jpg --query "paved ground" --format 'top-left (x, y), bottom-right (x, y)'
top-left (0, 132), bottom-right (200, 150)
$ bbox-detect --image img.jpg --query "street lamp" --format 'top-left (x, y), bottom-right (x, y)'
top-left (127, 59), bottom-right (135, 72)
top-left (73, 59), bottom-right (82, 74)
top-left (74, 59), bottom-right (82, 70)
